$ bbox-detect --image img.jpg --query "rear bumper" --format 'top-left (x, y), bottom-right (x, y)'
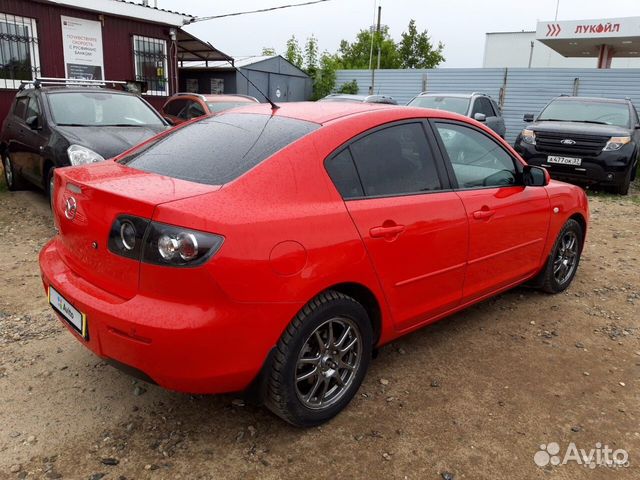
top-left (39, 238), bottom-right (301, 394)
top-left (515, 142), bottom-right (635, 186)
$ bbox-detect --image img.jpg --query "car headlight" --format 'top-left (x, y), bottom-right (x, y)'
top-left (67, 144), bottom-right (105, 166)
top-left (521, 129), bottom-right (536, 145)
top-left (602, 136), bottom-right (631, 151)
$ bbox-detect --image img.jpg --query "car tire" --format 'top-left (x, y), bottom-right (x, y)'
top-left (2, 153), bottom-right (26, 191)
top-left (263, 290), bottom-right (372, 427)
top-left (540, 219), bottom-right (583, 294)
top-left (46, 166), bottom-right (55, 209)
top-left (614, 167), bottom-right (632, 195)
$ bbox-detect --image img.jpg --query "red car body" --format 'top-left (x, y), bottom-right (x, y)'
top-left (40, 102), bottom-right (589, 399)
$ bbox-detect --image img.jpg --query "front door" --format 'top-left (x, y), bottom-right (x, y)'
top-left (432, 120), bottom-right (551, 301)
top-left (326, 121), bottom-right (469, 331)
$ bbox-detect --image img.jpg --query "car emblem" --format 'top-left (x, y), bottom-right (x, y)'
top-left (64, 197), bottom-right (77, 220)
top-left (560, 139), bottom-right (576, 145)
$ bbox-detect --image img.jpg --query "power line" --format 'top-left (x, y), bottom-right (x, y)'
top-left (190, 0), bottom-right (332, 23)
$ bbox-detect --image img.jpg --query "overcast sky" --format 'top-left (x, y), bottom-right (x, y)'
top-left (157, 0), bottom-right (640, 67)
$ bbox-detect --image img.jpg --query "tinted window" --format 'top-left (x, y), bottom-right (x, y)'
top-left (13, 97), bottom-right (29, 119)
top-left (325, 149), bottom-right (364, 198)
top-left (435, 123), bottom-right (517, 188)
top-left (26, 96), bottom-right (40, 118)
top-left (472, 97), bottom-right (495, 117)
top-left (207, 101), bottom-right (254, 113)
top-left (120, 114), bottom-right (318, 185)
top-left (164, 98), bottom-right (188, 116)
top-left (408, 96), bottom-right (469, 115)
top-left (538, 99), bottom-right (630, 128)
top-left (48, 92), bottom-right (164, 126)
top-left (349, 123), bottom-right (442, 196)
top-left (186, 102), bottom-right (205, 118)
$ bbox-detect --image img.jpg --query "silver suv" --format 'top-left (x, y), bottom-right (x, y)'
top-left (407, 92), bottom-right (506, 138)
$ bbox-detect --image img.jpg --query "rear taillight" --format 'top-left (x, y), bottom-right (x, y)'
top-left (108, 215), bottom-right (224, 267)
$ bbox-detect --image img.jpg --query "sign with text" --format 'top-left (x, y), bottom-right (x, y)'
top-left (61, 16), bottom-right (104, 80)
top-left (536, 16), bottom-right (640, 40)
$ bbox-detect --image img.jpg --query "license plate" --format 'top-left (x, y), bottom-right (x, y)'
top-left (49, 286), bottom-right (88, 339)
top-left (547, 155), bottom-right (582, 166)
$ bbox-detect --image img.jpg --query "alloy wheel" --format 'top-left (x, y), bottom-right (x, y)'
top-left (3, 156), bottom-right (13, 188)
top-left (553, 230), bottom-right (578, 285)
top-left (295, 317), bottom-right (362, 410)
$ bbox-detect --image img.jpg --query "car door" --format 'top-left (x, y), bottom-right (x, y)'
top-left (7, 95), bottom-right (31, 177)
top-left (432, 120), bottom-right (551, 302)
top-left (325, 121), bottom-right (469, 331)
top-left (21, 94), bottom-right (47, 184)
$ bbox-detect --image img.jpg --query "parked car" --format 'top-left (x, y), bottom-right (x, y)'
top-left (1, 81), bottom-right (169, 200)
top-left (41, 101), bottom-right (589, 427)
top-left (161, 93), bottom-right (259, 125)
top-left (514, 96), bottom-right (639, 195)
top-left (407, 92), bottom-right (506, 138)
top-left (319, 93), bottom-right (398, 105)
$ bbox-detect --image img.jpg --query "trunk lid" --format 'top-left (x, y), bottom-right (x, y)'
top-left (52, 161), bottom-right (219, 299)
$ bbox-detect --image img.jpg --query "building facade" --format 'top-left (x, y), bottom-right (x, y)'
top-left (0, 0), bottom-right (229, 121)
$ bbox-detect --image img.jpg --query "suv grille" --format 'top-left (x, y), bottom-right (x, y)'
top-left (536, 131), bottom-right (609, 156)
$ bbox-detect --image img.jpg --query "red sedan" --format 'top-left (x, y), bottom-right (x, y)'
top-left (40, 102), bottom-right (589, 427)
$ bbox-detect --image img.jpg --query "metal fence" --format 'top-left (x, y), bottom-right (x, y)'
top-left (335, 68), bottom-right (640, 143)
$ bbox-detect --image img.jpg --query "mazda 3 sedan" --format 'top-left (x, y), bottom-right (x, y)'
top-left (40, 102), bottom-right (589, 427)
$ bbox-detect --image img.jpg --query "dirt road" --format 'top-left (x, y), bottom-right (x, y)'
top-left (0, 184), bottom-right (639, 480)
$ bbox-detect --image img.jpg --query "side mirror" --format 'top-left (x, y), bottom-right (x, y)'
top-left (523, 113), bottom-right (534, 123)
top-left (523, 165), bottom-right (550, 187)
top-left (25, 115), bottom-right (40, 130)
top-left (474, 113), bottom-right (487, 122)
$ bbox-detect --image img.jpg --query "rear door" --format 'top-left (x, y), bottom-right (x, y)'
top-left (325, 121), bottom-right (469, 331)
top-left (21, 94), bottom-right (47, 183)
top-left (432, 120), bottom-right (550, 301)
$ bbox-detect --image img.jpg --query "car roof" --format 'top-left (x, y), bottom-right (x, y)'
top-left (416, 93), bottom-right (477, 99)
top-left (220, 101), bottom-right (404, 124)
top-left (552, 96), bottom-right (629, 104)
top-left (321, 94), bottom-right (366, 101)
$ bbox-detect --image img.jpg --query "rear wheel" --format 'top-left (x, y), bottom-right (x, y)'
top-left (540, 219), bottom-right (583, 293)
top-left (263, 291), bottom-right (372, 427)
top-left (3, 153), bottom-right (26, 191)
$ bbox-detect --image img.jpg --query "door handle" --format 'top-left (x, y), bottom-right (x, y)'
top-left (370, 224), bottom-right (405, 238)
top-left (473, 209), bottom-right (495, 220)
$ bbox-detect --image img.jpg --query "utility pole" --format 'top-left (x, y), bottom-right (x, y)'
top-left (369, 5), bottom-right (381, 95)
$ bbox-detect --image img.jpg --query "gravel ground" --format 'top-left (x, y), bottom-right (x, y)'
top-left (0, 179), bottom-right (639, 480)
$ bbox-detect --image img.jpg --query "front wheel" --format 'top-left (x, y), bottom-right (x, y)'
top-left (540, 219), bottom-right (583, 293)
top-left (3, 153), bottom-right (26, 191)
top-left (613, 166), bottom-right (632, 195)
top-left (263, 291), bottom-right (372, 427)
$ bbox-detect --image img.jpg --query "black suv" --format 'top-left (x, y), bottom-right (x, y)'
top-left (514, 96), bottom-right (639, 195)
top-left (1, 80), bottom-right (169, 200)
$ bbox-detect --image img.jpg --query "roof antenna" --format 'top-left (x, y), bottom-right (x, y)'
top-left (225, 58), bottom-right (280, 110)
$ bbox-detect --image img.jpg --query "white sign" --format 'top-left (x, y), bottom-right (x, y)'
top-left (537, 16), bottom-right (640, 40)
top-left (61, 16), bottom-right (104, 80)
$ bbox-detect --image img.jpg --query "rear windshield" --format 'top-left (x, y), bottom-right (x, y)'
top-left (119, 114), bottom-right (319, 185)
top-left (408, 96), bottom-right (470, 115)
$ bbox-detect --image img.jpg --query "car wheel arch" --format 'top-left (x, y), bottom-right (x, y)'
top-left (568, 212), bottom-right (587, 249)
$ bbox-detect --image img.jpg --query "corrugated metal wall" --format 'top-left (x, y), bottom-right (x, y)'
top-left (336, 68), bottom-right (640, 143)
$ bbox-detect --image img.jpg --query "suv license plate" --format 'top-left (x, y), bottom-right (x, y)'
top-left (547, 156), bottom-right (582, 166)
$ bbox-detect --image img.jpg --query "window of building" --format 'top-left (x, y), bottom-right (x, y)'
top-left (0, 13), bottom-right (40, 89)
top-left (133, 35), bottom-right (168, 96)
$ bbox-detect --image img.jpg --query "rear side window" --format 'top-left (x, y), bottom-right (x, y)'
top-left (164, 98), bottom-right (188, 116)
top-left (120, 114), bottom-right (318, 185)
top-left (325, 149), bottom-right (364, 198)
top-left (13, 97), bottom-right (29, 119)
top-left (348, 123), bottom-right (442, 197)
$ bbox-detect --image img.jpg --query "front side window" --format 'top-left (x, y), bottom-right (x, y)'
top-left (119, 114), bottom-right (319, 186)
top-left (186, 101), bottom-right (205, 118)
top-left (13, 96), bottom-right (28, 119)
top-left (133, 35), bottom-right (168, 96)
top-left (435, 122), bottom-right (518, 189)
top-left (164, 98), bottom-right (187, 116)
top-left (408, 96), bottom-right (470, 115)
top-left (348, 123), bottom-right (442, 197)
top-left (538, 99), bottom-right (631, 128)
top-left (0, 13), bottom-right (41, 89)
top-left (48, 91), bottom-right (164, 126)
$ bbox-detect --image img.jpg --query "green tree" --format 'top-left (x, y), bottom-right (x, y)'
top-left (261, 47), bottom-right (276, 56)
top-left (338, 26), bottom-right (401, 70)
top-left (398, 19), bottom-right (445, 69)
top-left (304, 35), bottom-right (319, 74)
top-left (285, 35), bottom-right (303, 69)
top-left (311, 52), bottom-right (341, 100)
top-left (337, 79), bottom-right (359, 94)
